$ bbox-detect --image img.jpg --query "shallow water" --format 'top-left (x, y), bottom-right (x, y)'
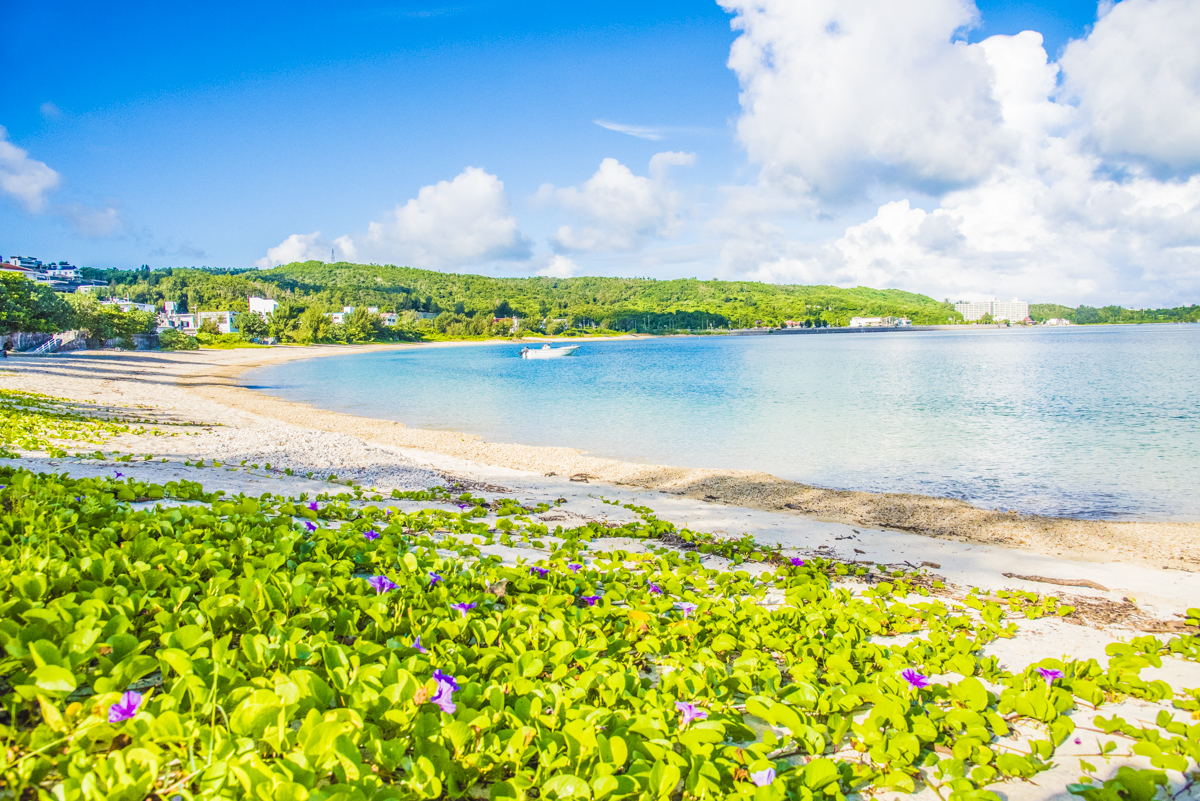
top-left (245, 325), bottom-right (1200, 520)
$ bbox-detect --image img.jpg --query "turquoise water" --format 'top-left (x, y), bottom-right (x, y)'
top-left (245, 325), bottom-right (1200, 520)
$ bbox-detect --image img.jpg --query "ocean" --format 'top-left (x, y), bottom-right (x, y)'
top-left (244, 325), bottom-right (1200, 520)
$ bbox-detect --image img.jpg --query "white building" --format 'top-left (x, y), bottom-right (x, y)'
top-left (249, 297), bottom-right (278, 316)
top-left (954, 298), bottom-right (1030, 323)
top-left (102, 299), bottom-right (156, 314)
top-left (849, 317), bottom-right (885, 327)
top-left (158, 313), bottom-right (197, 332)
top-left (197, 310), bottom-right (238, 334)
top-left (7, 256), bottom-right (41, 269)
top-left (1045, 318), bottom-right (1073, 326)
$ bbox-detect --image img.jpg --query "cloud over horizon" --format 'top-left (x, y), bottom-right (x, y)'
top-left (257, 167), bottom-right (532, 270)
top-left (713, 0), bottom-right (1200, 306)
top-left (539, 152), bottom-right (696, 254)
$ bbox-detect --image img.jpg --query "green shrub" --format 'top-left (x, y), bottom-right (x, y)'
top-left (158, 328), bottom-right (199, 350)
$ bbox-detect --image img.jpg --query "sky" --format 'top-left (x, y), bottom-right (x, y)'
top-left (2, 0), bottom-right (1198, 306)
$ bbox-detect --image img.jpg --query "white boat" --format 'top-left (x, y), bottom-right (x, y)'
top-left (520, 344), bottom-right (580, 359)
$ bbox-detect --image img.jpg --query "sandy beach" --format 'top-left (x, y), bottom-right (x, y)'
top-left (11, 343), bottom-right (1198, 569)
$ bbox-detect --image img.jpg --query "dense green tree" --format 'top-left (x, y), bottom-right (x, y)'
top-left (236, 311), bottom-right (269, 340)
top-left (0, 274), bottom-right (75, 335)
top-left (64, 294), bottom-right (156, 345)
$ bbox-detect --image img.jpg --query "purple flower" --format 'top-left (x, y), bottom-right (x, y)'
top-left (431, 669), bottom-right (459, 714)
top-left (581, 595), bottom-right (601, 606)
top-left (676, 700), bottom-right (707, 726)
top-left (901, 668), bottom-right (931, 690)
top-left (108, 691), bottom-right (142, 723)
top-left (363, 529), bottom-right (380, 541)
top-left (304, 521), bottom-right (317, 532)
top-left (568, 563), bottom-right (582, 573)
top-left (412, 635), bottom-right (427, 654)
top-left (750, 767), bottom-right (776, 787)
top-left (367, 575), bottom-right (396, 594)
top-left (676, 602), bottom-right (698, 618)
top-left (530, 566), bottom-right (549, 578)
top-left (457, 503), bottom-right (469, 510)
top-left (307, 502), bottom-right (319, 511)
top-left (790, 557), bottom-right (805, 566)
top-left (429, 573), bottom-right (442, 587)
top-left (648, 583), bottom-right (663, 594)
top-left (1036, 667), bottom-right (1064, 683)
top-left (1074, 737), bottom-right (1082, 745)
top-left (114, 471), bottom-right (124, 479)
top-left (450, 602), bottom-right (476, 617)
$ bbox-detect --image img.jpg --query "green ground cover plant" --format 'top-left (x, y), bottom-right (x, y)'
top-left (0, 391), bottom-right (140, 459)
top-left (0, 466), bottom-right (1196, 800)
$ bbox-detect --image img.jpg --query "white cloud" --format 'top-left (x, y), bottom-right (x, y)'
top-left (359, 167), bottom-right (530, 268)
top-left (538, 254), bottom-right (580, 278)
top-left (721, 0), bottom-right (1010, 200)
top-left (593, 120), bottom-right (664, 141)
top-left (39, 102), bottom-right (63, 120)
top-left (713, 0), bottom-right (1200, 305)
top-left (0, 125), bottom-right (60, 212)
top-left (540, 152), bottom-right (696, 253)
top-left (255, 232), bottom-right (355, 269)
top-left (1059, 0), bottom-right (1200, 173)
top-left (258, 168), bottom-right (530, 270)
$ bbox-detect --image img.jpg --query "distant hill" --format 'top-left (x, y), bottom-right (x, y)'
top-left (80, 262), bottom-right (963, 330)
top-left (1031, 303), bottom-right (1199, 324)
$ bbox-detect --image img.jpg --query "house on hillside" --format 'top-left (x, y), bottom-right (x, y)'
top-left (197, 311), bottom-right (238, 334)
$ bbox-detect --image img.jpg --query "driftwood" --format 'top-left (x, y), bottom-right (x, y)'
top-left (1002, 572), bottom-right (1110, 592)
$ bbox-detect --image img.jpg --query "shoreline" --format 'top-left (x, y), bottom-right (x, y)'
top-left (6, 344), bottom-right (1200, 571)
top-left (211, 345), bottom-right (1199, 570)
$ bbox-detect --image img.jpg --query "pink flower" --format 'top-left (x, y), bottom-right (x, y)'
top-left (901, 668), bottom-right (930, 690)
top-left (1036, 667), bottom-right (1064, 683)
top-left (108, 691), bottom-right (142, 723)
top-left (431, 669), bottom-right (459, 714)
top-left (675, 700), bottom-right (707, 726)
top-left (750, 767), bottom-right (776, 786)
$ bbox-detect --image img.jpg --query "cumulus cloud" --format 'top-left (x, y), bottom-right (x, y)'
top-left (714, 0), bottom-right (1200, 305)
top-left (1059, 0), bottom-right (1200, 173)
top-left (255, 231), bottom-right (355, 269)
top-left (258, 167), bottom-right (530, 270)
top-left (0, 125), bottom-right (60, 212)
top-left (539, 152), bottom-right (696, 253)
top-left (538, 254), bottom-right (580, 278)
top-left (722, 0), bottom-right (1009, 200)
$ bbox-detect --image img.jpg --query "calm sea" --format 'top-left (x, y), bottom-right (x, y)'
top-left (245, 325), bottom-right (1200, 520)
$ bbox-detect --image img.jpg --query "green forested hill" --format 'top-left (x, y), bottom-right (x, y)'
top-left (80, 262), bottom-right (960, 331)
top-left (1030, 303), bottom-right (1200, 324)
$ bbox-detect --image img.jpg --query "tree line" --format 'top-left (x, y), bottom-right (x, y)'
top-left (79, 261), bottom-right (965, 331)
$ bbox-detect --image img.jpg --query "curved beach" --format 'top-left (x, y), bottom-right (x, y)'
top-left (8, 343), bottom-right (1199, 571)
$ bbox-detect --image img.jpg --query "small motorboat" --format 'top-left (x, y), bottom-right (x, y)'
top-left (520, 344), bottom-right (580, 359)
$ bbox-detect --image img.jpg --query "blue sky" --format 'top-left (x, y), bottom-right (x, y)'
top-left (3, 0), bottom-right (1198, 305)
